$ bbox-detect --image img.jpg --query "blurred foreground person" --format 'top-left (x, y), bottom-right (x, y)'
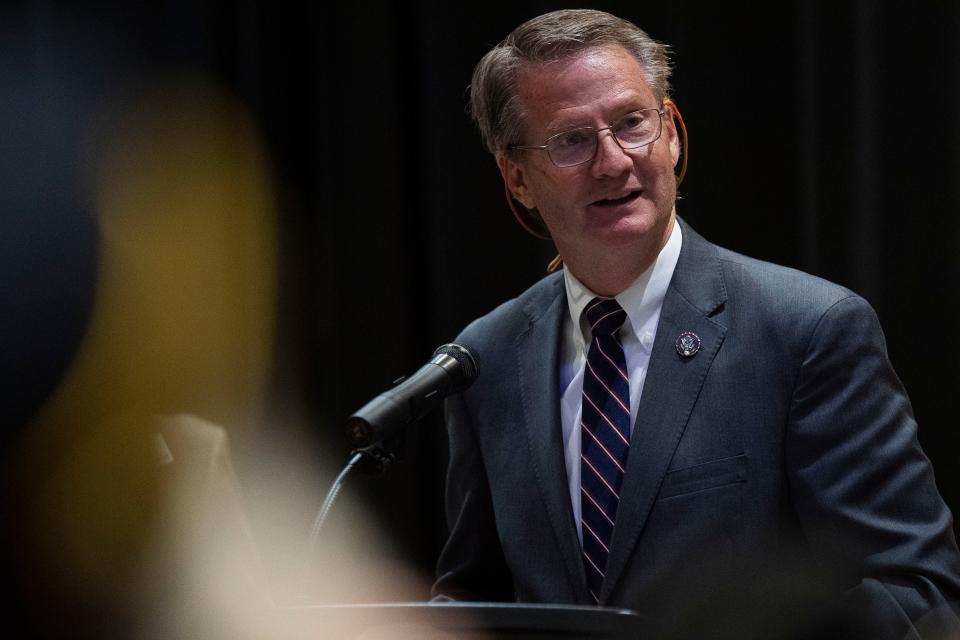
top-left (2, 81), bottom-right (435, 639)
top-left (433, 9), bottom-right (960, 639)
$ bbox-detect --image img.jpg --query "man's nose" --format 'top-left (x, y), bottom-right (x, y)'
top-left (591, 130), bottom-right (633, 178)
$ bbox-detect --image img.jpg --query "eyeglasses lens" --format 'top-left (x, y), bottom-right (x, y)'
top-left (546, 110), bottom-right (662, 168)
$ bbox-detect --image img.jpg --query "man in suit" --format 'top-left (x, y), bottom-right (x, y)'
top-left (432, 9), bottom-right (960, 638)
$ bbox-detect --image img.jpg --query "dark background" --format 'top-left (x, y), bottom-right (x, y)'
top-left (3, 0), bottom-right (960, 602)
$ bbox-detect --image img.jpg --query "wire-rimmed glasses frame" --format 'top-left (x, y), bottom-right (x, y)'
top-left (509, 107), bottom-right (665, 168)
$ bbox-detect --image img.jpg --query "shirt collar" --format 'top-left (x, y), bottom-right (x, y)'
top-left (563, 218), bottom-right (682, 348)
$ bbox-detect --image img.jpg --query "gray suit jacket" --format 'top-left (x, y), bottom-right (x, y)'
top-left (433, 219), bottom-right (960, 638)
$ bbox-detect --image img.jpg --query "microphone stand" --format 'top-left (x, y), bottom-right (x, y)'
top-left (299, 342), bottom-right (478, 598)
top-left (300, 433), bottom-right (404, 597)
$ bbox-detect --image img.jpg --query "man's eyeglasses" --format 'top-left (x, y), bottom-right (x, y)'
top-left (510, 107), bottom-right (665, 168)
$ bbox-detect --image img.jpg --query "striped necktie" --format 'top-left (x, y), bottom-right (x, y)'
top-left (580, 297), bottom-right (631, 603)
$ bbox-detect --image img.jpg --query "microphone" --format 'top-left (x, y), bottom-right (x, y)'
top-left (345, 343), bottom-right (479, 448)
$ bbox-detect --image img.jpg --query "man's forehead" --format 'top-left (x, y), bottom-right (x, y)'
top-left (514, 45), bottom-right (656, 132)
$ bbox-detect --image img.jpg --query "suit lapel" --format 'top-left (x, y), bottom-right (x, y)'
top-left (514, 277), bottom-right (593, 603)
top-left (600, 221), bottom-right (729, 603)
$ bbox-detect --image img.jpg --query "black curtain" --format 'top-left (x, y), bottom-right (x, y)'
top-left (4, 0), bottom-right (960, 602)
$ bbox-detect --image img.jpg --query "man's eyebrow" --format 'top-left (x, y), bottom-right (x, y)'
top-left (542, 96), bottom-right (651, 136)
top-left (544, 120), bottom-right (590, 136)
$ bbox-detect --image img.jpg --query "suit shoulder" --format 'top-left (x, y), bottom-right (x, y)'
top-left (714, 245), bottom-right (862, 315)
top-left (455, 271), bottom-right (564, 349)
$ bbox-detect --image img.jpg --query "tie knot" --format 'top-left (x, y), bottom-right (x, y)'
top-left (585, 298), bottom-right (627, 337)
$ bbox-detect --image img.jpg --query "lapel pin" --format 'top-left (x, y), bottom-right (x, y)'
top-left (676, 331), bottom-right (701, 357)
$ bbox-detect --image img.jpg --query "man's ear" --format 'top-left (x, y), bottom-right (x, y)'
top-left (662, 100), bottom-right (681, 169)
top-left (496, 151), bottom-right (537, 209)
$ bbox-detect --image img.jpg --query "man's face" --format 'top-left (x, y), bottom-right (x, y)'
top-left (498, 45), bottom-right (680, 268)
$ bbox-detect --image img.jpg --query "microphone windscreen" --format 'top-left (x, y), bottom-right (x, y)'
top-left (433, 343), bottom-right (479, 388)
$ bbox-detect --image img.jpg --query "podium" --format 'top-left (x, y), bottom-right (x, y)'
top-left (280, 602), bottom-right (643, 639)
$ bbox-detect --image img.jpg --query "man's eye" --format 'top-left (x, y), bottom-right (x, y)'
top-left (619, 114), bottom-right (646, 130)
top-left (552, 129), bottom-right (593, 148)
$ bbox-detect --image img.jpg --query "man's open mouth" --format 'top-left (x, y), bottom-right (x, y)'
top-left (592, 191), bottom-right (641, 207)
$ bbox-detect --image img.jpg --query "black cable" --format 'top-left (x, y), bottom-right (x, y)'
top-left (300, 449), bottom-right (366, 596)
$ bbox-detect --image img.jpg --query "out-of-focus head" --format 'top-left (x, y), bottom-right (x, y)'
top-left (470, 9), bottom-right (672, 155)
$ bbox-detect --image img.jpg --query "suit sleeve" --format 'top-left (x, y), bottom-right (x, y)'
top-left (786, 295), bottom-right (960, 637)
top-left (432, 391), bottom-right (515, 601)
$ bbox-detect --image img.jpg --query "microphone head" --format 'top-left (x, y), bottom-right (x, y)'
top-left (433, 343), bottom-right (479, 390)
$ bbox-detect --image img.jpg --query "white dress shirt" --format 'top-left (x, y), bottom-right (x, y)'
top-left (559, 219), bottom-right (682, 541)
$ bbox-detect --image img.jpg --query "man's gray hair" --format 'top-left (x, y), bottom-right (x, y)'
top-left (470, 9), bottom-right (673, 155)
